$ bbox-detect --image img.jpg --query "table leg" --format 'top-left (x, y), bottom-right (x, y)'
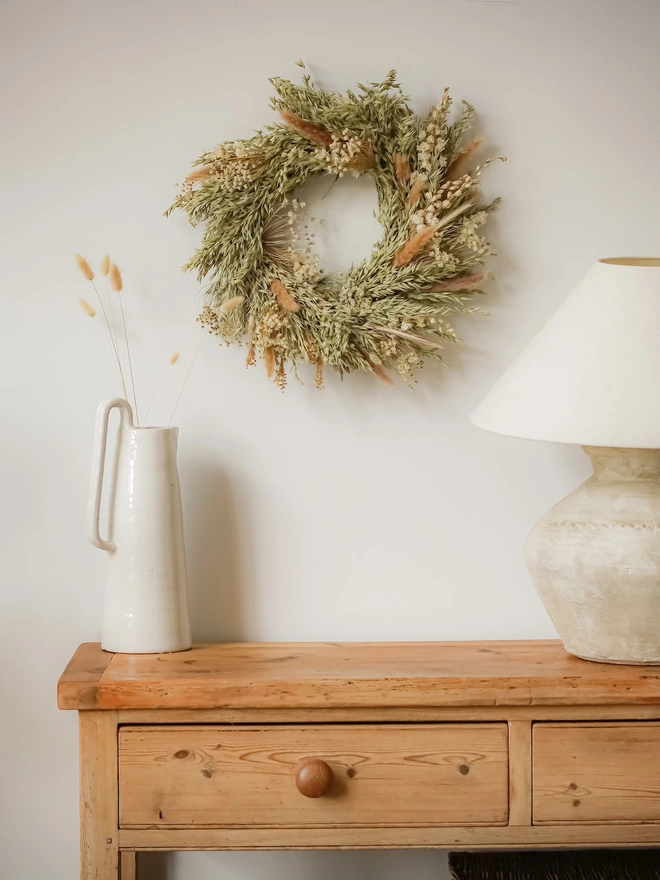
top-left (79, 710), bottom-right (120, 879)
top-left (120, 852), bottom-right (137, 880)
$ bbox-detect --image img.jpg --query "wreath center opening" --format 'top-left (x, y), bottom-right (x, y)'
top-left (291, 174), bottom-right (382, 274)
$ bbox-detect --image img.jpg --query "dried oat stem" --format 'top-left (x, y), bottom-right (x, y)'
top-left (376, 326), bottom-right (444, 350)
top-left (97, 277), bottom-right (128, 401)
top-left (100, 254), bottom-right (122, 375)
top-left (368, 359), bottom-right (394, 385)
top-left (144, 353), bottom-right (180, 425)
top-left (111, 264), bottom-right (140, 425)
top-left (168, 335), bottom-right (205, 427)
top-left (435, 199), bottom-right (476, 230)
top-left (79, 298), bottom-right (125, 389)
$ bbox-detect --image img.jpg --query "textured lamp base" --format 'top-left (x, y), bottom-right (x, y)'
top-left (524, 446), bottom-right (660, 665)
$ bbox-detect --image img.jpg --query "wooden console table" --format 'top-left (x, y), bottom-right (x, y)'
top-left (58, 640), bottom-right (660, 879)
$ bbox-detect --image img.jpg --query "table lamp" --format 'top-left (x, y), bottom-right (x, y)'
top-left (470, 257), bottom-right (660, 664)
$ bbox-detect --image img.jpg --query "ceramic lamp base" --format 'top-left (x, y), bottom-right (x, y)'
top-left (524, 446), bottom-right (660, 665)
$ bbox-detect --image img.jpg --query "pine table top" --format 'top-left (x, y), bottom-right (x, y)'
top-left (57, 640), bottom-right (660, 711)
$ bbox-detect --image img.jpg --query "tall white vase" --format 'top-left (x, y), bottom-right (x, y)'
top-left (87, 398), bottom-right (192, 653)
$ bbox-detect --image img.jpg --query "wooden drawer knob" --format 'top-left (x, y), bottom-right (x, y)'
top-left (295, 758), bottom-right (334, 798)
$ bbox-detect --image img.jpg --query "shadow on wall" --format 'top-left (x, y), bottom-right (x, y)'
top-left (181, 456), bottom-right (253, 643)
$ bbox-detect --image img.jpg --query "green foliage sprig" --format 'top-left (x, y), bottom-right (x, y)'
top-left (169, 66), bottom-right (504, 389)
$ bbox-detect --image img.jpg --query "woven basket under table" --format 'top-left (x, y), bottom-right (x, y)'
top-left (448, 850), bottom-right (660, 880)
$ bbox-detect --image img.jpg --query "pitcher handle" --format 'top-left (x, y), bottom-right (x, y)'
top-left (87, 398), bottom-right (134, 553)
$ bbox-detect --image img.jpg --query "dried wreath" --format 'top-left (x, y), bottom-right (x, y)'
top-left (169, 66), bottom-right (503, 389)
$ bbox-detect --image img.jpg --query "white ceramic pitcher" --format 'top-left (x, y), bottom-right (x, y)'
top-left (87, 398), bottom-right (192, 653)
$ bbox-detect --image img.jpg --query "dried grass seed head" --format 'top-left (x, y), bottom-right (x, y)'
top-left (109, 263), bottom-right (123, 293)
top-left (75, 254), bottom-right (94, 281)
top-left (79, 298), bottom-right (96, 318)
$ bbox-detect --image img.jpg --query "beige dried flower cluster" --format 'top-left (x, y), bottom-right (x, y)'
top-left (417, 90), bottom-right (452, 173)
top-left (169, 68), bottom-right (504, 389)
top-left (315, 130), bottom-right (369, 177)
top-left (181, 141), bottom-right (262, 196)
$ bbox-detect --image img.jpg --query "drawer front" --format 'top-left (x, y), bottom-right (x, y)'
top-left (533, 722), bottom-right (660, 824)
top-left (119, 724), bottom-right (508, 828)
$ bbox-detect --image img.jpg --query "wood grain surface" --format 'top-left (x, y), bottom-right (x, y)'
top-left (119, 851), bottom-right (136, 880)
top-left (508, 720), bottom-right (532, 826)
top-left (58, 642), bottom-right (113, 709)
top-left (118, 823), bottom-right (660, 851)
top-left (58, 640), bottom-right (660, 711)
top-left (118, 724), bottom-right (509, 828)
top-left (534, 722), bottom-right (660, 824)
top-left (62, 642), bottom-right (660, 863)
top-left (79, 711), bottom-right (119, 878)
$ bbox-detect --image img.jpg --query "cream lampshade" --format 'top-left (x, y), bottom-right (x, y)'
top-left (471, 257), bottom-right (660, 664)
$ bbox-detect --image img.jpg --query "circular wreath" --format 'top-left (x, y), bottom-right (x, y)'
top-left (169, 66), bottom-right (503, 389)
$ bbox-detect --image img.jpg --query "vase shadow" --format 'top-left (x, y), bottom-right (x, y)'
top-left (181, 457), bottom-right (252, 643)
top-left (136, 462), bottom-right (253, 876)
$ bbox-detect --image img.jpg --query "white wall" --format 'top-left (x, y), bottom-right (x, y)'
top-left (1, 0), bottom-right (659, 877)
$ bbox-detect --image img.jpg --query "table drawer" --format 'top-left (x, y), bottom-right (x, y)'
top-left (119, 724), bottom-right (508, 827)
top-left (533, 722), bottom-right (660, 824)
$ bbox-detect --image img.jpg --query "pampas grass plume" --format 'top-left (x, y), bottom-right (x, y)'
top-left (395, 154), bottom-right (410, 184)
top-left (393, 225), bottom-right (437, 268)
top-left (109, 263), bottom-right (123, 293)
top-left (100, 254), bottom-right (111, 276)
top-left (407, 177), bottom-right (427, 207)
top-left (315, 360), bottom-right (324, 390)
top-left (280, 110), bottom-right (332, 148)
top-left (220, 295), bottom-right (245, 314)
top-left (349, 143), bottom-right (376, 171)
top-left (264, 347), bottom-right (276, 377)
top-left (170, 352), bottom-right (180, 365)
top-left (446, 138), bottom-right (483, 181)
top-left (75, 254), bottom-right (94, 281)
top-left (188, 165), bottom-right (214, 182)
top-left (430, 271), bottom-right (489, 292)
top-left (270, 278), bottom-right (299, 312)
